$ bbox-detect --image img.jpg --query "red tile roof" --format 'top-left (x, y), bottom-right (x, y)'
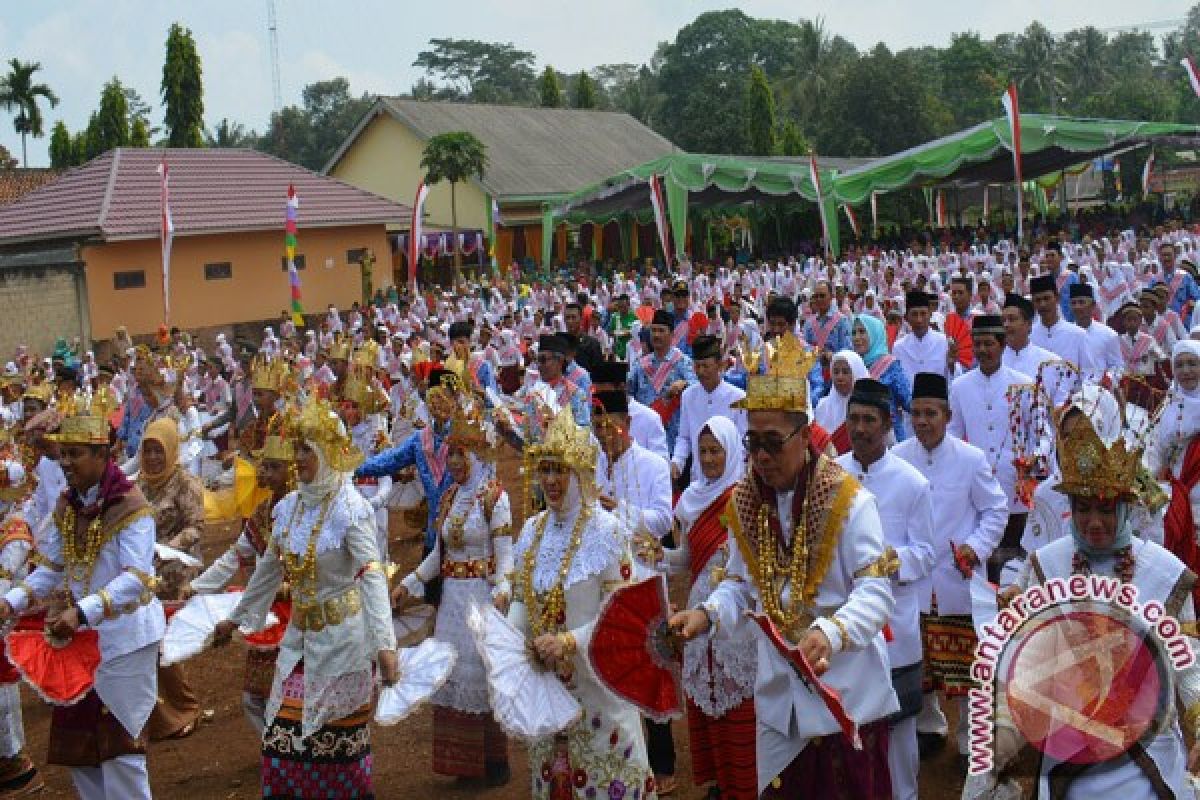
top-left (0, 168), bottom-right (62, 206)
top-left (0, 148), bottom-right (410, 245)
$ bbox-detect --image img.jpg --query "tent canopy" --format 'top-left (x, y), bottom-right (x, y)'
top-left (834, 113), bottom-right (1200, 204)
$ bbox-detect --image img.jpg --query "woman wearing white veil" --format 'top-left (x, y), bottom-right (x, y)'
top-left (813, 350), bottom-right (869, 455)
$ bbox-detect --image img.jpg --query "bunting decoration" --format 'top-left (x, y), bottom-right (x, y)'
top-left (1183, 56), bottom-right (1200, 98)
top-left (842, 204), bottom-right (860, 239)
top-left (809, 152), bottom-right (832, 257)
top-left (1142, 151), bottom-right (1155, 198)
top-left (648, 174), bottom-right (671, 261)
top-left (158, 157), bottom-right (174, 325)
top-left (1000, 83), bottom-right (1025, 242)
top-left (408, 181), bottom-right (430, 292)
top-left (284, 185), bottom-right (304, 327)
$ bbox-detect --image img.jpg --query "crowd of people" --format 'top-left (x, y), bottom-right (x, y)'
top-left (2, 214), bottom-right (1200, 799)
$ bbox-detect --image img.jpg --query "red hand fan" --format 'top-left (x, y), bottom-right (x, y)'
top-left (588, 575), bottom-right (683, 723)
top-left (747, 610), bottom-right (861, 749)
top-left (242, 600), bottom-right (291, 650)
top-left (6, 626), bottom-right (101, 706)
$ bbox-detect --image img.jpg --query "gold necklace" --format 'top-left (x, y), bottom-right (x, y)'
top-left (60, 506), bottom-right (108, 589)
top-left (519, 505), bottom-right (591, 637)
top-left (755, 500), bottom-right (811, 642)
top-left (280, 495), bottom-right (335, 604)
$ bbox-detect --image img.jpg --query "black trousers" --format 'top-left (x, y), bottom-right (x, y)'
top-left (644, 718), bottom-right (675, 775)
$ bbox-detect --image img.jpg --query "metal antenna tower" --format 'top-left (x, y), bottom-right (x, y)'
top-left (267, 0), bottom-right (282, 112)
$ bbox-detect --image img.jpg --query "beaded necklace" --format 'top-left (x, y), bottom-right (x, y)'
top-left (754, 503), bottom-right (810, 642)
top-left (59, 506), bottom-right (107, 589)
top-left (280, 494), bottom-right (336, 605)
top-left (1071, 545), bottom-right (1135, 584)
top-left (519, 505), bottom-right (591, 637)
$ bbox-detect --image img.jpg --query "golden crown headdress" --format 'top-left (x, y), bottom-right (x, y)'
top-left (295, 395), bottom-right (364, 473)
top-left (1053, 413), bottom-right (1141, 501)
top-left (352, 340), bottom-right (379, 370)
top-left (21, 382), bottom-right (53, 405)
top-left (526, 404), bottom-right (597, 477)
top-left (446, 403), bottom-right (495, 459)
top-left (340, 368), bottom-right (388, 414)
top-left (250, 355), bottom-right (293, 394)
top-left (733, 332), bottom-right (818, 412)
top-left (46, 390), bottom-right (115, 446)
top-left (327, 335), bottom-right (353, 361)
top-left (254, 407), bottom-right (298, 462)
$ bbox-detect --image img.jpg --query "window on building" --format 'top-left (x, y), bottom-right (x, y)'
top-left (281, 254), bottom-right (306, 271)
top-left (346, 248), bottom-right (368, 265)
top-left (113, 270), bottom-right (146, 290)
top-left (204, 261), bottom-right (233, 280)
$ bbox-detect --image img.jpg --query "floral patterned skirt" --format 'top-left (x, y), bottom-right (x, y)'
top-left (261, 666), bottom-right (372, 799)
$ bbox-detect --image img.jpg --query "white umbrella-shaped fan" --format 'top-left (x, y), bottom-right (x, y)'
top-left (161, 592), bottom-right (278, 666)
top-left (374, 638), bottom-right (457, 726)
top-left (466, 603), bottom-right (581, 740)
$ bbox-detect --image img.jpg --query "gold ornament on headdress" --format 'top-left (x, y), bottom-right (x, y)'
top-left (327, 334), bottom-right (353, 362)
top-left (341, 367), bottom-right (388, 415)
top-left (352, 340), bottom-right (379, 370)
top-left (295, 395), bottom-right (364, 473)
top-left (46, 390), bottom-right (115, 446)
top-left (733, 332), bottom-right (817, 412)
top-left (250, 355), bottom-right (293, 393)
top-left (254, 405), bottom-right (298, 463)
top-left (21, 383), bottom-right (53, 405)
top-left (446, 403), bottom-right (494, 459)
top-left (525, 404), bottom-right (597, 478)
top-left (1053, 414), bottom-right (1141, 501)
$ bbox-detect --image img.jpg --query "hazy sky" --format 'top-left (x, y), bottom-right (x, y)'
top-left (0, 1), bottom-right (1192, 166)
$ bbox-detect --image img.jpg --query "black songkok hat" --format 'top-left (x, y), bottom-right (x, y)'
top-left (593, 390), bottom-right (629, 415)
top-left (1003, 293), bottom-right (1034, 316)
top-left (589, 360), bottom-right (629, 385)
top-left (905, 290), bottom-right (929, 310)
top-left (538, 334), bottom-right (568, 355)
top-left (972, 315), bottom-right (1005, 335)
top-left (448, 321), bottom-right (474, 340)
top-left (691, 334), bottom-right (721, 361)
top-left (912, 372), bottom-right (948, 401)
top-left (651, 309), bottom-right (674, 328)
top-left (1069, 282), bottom-right (1094, 300)
top-left (849, 378), bottom-right (892, 414)
top-left (1029, 274), bottom-right (1056, 295)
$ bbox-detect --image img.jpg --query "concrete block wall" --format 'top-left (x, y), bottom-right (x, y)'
top-left (0, 266), bottom-right (82, 361)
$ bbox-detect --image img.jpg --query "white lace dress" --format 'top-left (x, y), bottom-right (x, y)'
top-left (401, 470), bottom-right (513, 714)
top-left (0, 513), bottom-right (32, 758)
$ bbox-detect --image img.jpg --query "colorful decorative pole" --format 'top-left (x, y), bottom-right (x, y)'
top-left (285, 184), bottom-right (305, 327)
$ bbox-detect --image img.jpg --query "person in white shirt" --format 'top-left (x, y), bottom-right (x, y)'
top-left (589, 362), bottom-right (669, 461)
top-left (837, 378), bottom-right (936, 800)
top-left (1029, 273), bottom-right (1094, 375)
top-left (893, 372), bottom-right (1007, 762)
top-left (892, 290), bottom-right (955, 390)
top-left (1067, 282), bottom-right (1123, 384)
top-left (949, 314), bottom-right (1033, 582)
top-left (1002, 292), bottom-right (1073, 405)
top-left (671, 335), bottom-right (747, 485)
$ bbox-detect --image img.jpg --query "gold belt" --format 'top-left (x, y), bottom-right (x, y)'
top-left (293, 587), bottom-right (362, 632)
top-left (441, 557), bottom-right (495, 580)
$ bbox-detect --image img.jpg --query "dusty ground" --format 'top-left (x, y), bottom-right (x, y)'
top-left (18, 454), bottom-right (991, 798)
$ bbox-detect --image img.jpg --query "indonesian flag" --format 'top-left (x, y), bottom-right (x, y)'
top-left (1183, 56), bottom-right (1200, 98)
top-left (1142, 151), bottom-right (1156, 198)
top-left (842, 204), bottom-right (860, 238)
top-left (935, 190), bottom-right (947, 228)
top-left (1000, 83), bottom-right (1025, 242)
top-left (408, 181), bottom-right (430, 292)
top-left (810, 153), bottom-right (832, 257)
top-left (870, 191), bottom-right (879, 236)
top-left (648, 174), bottom-right (671, 261)
top-left (158, 157), bottom-right (174, 325)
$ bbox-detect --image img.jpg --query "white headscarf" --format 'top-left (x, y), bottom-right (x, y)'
top-left (814, 350), bottom-right (869, 432)
top-left (674, 416), bottom-right (745, 527)
top-left (297, 433), bottom-right (347, 508)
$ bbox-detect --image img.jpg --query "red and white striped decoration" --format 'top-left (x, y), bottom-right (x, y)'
top-left (809, 153), bottom-right (832, 256)
top-left (935, 190), bottom-right (947, 228)
top-left (1142, 151), bottom-right (1156, 198)
top-left (1183, 56), bottom-right (1200, 98)
top-left (158, 157), bottom-right (174, 325)
top-left (1000, 83), bottom-right (1025, 242)
top-left (842, 204), bottom-right (860, 238)
top-left (648, 174), bottom-right (671, 261)
top-left (870, 191), bottom-right (879, 236)
top-left (408, 181), bottom-right (430, 292)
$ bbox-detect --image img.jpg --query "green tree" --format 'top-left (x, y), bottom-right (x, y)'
top-left (69, 130), bottom-right (88, 165)
top-left (573, 71), bottom-right (597, 109)
top-left (205, 118), bottom-right (254, 147)
top-left (1062, 27), bottom-right (1109, 103)
top-left (258, 78), bottom-right (373, 170)
top-left (938, 32), bottom-right (1002, 127)
top-left (130, 117), bottom-right (150, 147)
top-left (413, 39), bottom-right (537, 104)
top-left (49, 120), bottom-right (72, 167)
top-left (538, 66), bottom-right (562, 107)
top-left (0, 59), bottom-right (59, 166)
top-left (420, 131), bottom-right (488, 282)
top-left (1011, 21), bottom-right (1064, 112)
top-left (744, 64), bottom-right (776, 155)
top-left (94, 77), bottom-right (130, 153)
top-left (776, 119), bottom-right (809, 156)
top-left (775, 17), bottom-right (857, 135)
top-left (593, 62), bottom-right (660, 123)
top-left (161, 22), bottom-right (205, 147)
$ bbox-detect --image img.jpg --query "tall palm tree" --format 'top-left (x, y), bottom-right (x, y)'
top-left (777, 17), bottom-right (833, 127)
top-left (1012, 22), bottom-right (1065, 112)
top-left (420, 131), bottom-right (488, 284)
top-left (0, 59), bottom-right (59, 166)
top-left (1063, 26), bottom-right (1110, 103)
top-left (204, 118), bottom-right (254, 148)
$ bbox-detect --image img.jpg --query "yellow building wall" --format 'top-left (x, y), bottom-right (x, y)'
top-left (329, 114), bottom-right (488, 233)
top-left (82, 224), bottom-right (392, 338)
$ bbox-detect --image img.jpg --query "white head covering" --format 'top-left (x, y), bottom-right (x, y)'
top-left (674, 416), bottom-right (745, 527)
top-left (814, 350), bottom-right (868, 432)
top-left (297, 425), bottom-right (347, 508)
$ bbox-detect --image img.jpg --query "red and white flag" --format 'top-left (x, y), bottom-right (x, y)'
top-left (842, 204), bottom-right (860, 239)
top-left (935, 190), bottom-right (947, 228)
top-left (648, 174), bottom-right (671, 262)
top-left (809, 153), bottom-right (832, 257)
top-left (1000, 83), bottom-right (1025, 242)
top-left (870, 191), bottom-right (879, 236)
top-left (408, 181), bottom-right (429, 292)
top-left (1142, 151), bottom-right (1156, 198)
top-left (158, 157), bottom-right (174, 325)
top-left (982, 186), bottom-right (990, 223)
top-left (1183, 56), bottom-right (1200, 98)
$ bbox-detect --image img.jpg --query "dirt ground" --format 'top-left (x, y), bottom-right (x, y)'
top-left (18, 454), bottom-right (989, 798)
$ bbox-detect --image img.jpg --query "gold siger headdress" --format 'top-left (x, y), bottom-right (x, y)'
top-left (250, 355), bottom-right (293, 393)
top-left (525, 404), bottom-right (596, 477)
top-left (733, 332), bottom-right (817, 413)
top-left (295, 395), bottom-right (364, 473)
top-left (46, 390), bottom-right (119, 446)
top-left (1053, 413), bottom-right (1141, 501)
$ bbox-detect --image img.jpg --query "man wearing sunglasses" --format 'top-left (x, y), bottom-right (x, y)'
top-left (669, 331), bottom-right (901, 799)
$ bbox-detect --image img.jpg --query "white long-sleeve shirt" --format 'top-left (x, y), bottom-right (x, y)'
top-left (596, 441), bottom-right (673, 540)
top-left (671, 380), bottom-right (747, 480)
top-left (949, 365), bottom-right (1032, 512)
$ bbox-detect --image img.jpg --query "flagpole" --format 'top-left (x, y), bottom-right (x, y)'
top-left (158, 156), bottom-right (173, 327)
top-left (1001, 83), bottom-right (1025, 244)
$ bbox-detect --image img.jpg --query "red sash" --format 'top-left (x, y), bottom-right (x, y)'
top-left (421, 427), bottom-right (448, 486)
top-left (1153, 317), bottom-right (1171, 347)
top-left (809, 312), bottom-right (843, 351)
top-left (672, 319), bottom-right (689, 349)
top-left (1121, 334), bottom-right (1153, 364)
top-left (830, 422), bottom-right (851, 455)
top-left (868, 355), bottom-right (895, 380)
top-left (687, 487), bottom-right (735, 590)
top-left (1170, 271), bottom-right (1185, 304)
top-left (1164, 436), bottom-right (1200, 607)
top-left (641, 351), bottom-right (681, 395)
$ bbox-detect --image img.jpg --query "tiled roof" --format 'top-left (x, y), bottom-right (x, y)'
top-left (0, 168), bottom-right (61, 206)
top-left (0, 148), bottom-right (410, 246)
top-left (325, 98), bottom-right (677, 199)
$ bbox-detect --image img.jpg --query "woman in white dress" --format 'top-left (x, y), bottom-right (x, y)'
top-left (1153, 339), bottom-right (1200, 606)
top-left (508, 405), bottom-right (656, 799)
top-left (392, 406), bottom-right (514, 786)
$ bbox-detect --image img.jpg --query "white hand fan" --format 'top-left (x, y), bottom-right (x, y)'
top-left (374, 638), bottom-right (457, 726)
top-left (161, 592), bottom-right (278, 666)
top-left (466, 603), bottom-right (582, 740)
top-left (392, 603), bottom-right (435, 647)
top-left (155, 543), bottom-right (202, 569)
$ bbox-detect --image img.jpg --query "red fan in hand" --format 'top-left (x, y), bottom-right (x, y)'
top-left (243, 600), bottom-right (291, 650)
top-left (6, 622), bottom-right (101, 706)
top-left (588, 575), bottom-right (683, 722)
top-left (747, 610), bottom-right (861, 749)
